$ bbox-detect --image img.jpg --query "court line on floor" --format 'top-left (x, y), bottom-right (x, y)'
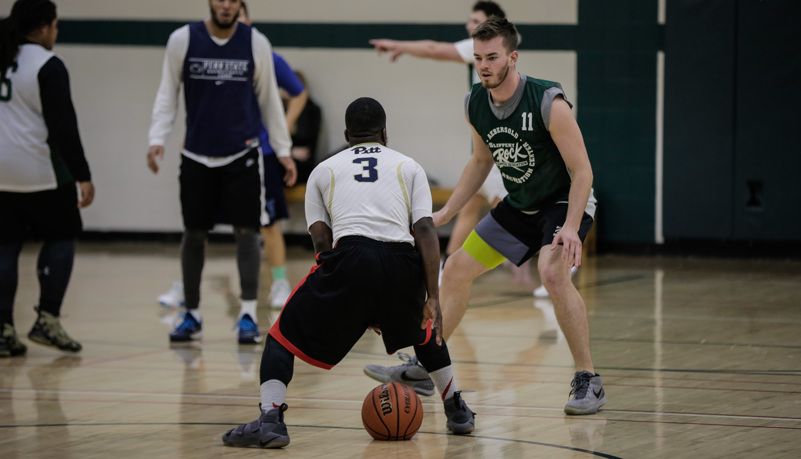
top-left (445, 332), bottom-right (801, 350)
top-left (3, 389), bottom-right (801, 424)
top-left (0, 421), bottom-right (622, 458)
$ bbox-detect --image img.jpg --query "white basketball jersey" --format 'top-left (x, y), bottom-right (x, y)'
top-left (305, 143), bottom-right (433, 245)
top-left (0, 44), bottom-right (58, 191)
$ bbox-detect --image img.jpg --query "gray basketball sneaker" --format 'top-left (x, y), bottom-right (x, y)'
top-left (564, 371), bottom-right (607, 415)
top-left (444, 391), bottom-right (476, 434)
top-left (363, 352), bottom-right (435, 396)
top-left (222, 404), bottom-right (290, 448)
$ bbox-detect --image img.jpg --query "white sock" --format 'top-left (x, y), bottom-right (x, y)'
top-left (429, 366), bottom-right (458, 401)
top-left (239, 300), bottom-right (257, 322)
top-left (187, 309), bottom-right (202, 322)
top-left (260, 379), bottom-right (287, 412)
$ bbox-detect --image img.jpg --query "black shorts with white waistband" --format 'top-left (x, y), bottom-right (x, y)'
top-left (179, 148), bottom-right (264, 230)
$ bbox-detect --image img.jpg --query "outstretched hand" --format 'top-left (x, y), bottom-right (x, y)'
top-left (369, 39), bottom-right (404, 62)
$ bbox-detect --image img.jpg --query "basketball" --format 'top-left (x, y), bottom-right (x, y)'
top-left (361, 382), bottom-right (424, 440)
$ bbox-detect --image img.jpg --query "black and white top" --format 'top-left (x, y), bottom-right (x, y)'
top-left (0, 43), bottom-right (90, 192)
top-left (148, 22), bottom-right (290, 166)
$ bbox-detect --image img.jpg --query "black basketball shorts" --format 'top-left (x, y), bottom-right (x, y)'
top-left (179, 148), bottom-right (265, 230)
top-left (0, 184), bottom-right (83, 242)
top-left (469, 200), bottom-right (595, 267)
top-left (269, 236), bottom-right (431, 369)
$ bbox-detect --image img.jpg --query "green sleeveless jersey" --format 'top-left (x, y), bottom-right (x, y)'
top-left (467, 75), bottom-right (572, 212)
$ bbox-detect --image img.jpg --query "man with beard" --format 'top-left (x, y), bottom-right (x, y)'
top-left (147, 0), bottom-right (294, 344)
top-left (375, 18), bottom-right (605, 415)
top-left (369, 1), bottom-right (509, 277)
top-left (449, 17), bottom-right (603, 415)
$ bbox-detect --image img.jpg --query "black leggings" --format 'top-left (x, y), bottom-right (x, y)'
top-left (414, 336), bottom-right (452, 373)
top-left (260, 335), bottom-right (295, 385)
top-left (0, 240), bottom-right (75, 324)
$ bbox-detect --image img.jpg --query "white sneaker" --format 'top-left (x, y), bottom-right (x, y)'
top-left (269, 278), bottom-right (291, 309)
top-left (158, 280), bottom-right (184, 308)
top-left (533, 284), bottom-right (550, 298)
top-left (533, 266), bottom-right (578, 298)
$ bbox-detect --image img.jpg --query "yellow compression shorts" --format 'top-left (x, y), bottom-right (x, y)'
top-left (462, 229), bottom-right (507, 269)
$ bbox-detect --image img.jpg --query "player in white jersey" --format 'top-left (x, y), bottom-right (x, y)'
top-left (305, 144), bottom-right (430, 245)
top-left (221, 98), bottom-right (474, 449)
top-left (0, 0), bottom-right (93, 357)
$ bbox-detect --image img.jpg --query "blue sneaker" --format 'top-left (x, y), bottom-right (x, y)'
top-left (170, 312), bottom-right (202, 342)
top-left (236, 313), bottom-right (262, 344)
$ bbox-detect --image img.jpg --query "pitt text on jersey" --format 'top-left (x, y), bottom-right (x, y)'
top-left (351, 146), bottom-right (382, 155)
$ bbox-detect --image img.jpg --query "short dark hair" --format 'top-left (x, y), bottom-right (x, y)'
top-left (0, 0), bottom-right (57, 77)
top-left (240, 1), bottom-right (248, 18)
top-left (472, 1), bottom-right (506, 19)
top-left (471, 17), bottom-right (518, 53)
top-left (345, 97), bottom-right (386, 137)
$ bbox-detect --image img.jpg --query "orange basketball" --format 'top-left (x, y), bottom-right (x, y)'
top-left (361, 382), bottom-right (424, 440)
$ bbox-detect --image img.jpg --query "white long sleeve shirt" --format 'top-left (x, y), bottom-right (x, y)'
top-left (147, 22), bottom-right (291, 161)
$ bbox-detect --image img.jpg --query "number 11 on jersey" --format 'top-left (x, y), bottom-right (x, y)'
top-left (521, 112), bottom-right (533, 131)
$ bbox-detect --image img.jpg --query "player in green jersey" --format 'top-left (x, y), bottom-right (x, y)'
top-left (437, 18), bottom-right (605, 415)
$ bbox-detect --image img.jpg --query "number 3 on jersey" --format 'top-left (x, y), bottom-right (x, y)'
top-left (353, 157), bottom-right (378, 182)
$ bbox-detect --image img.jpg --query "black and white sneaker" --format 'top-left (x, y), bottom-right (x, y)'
top-left (363, 352), bottom-right (435, 396)
top-left (564, 371), bottom-right (606, 415)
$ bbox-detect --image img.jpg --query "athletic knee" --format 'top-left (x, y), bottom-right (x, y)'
top-left (538, 260), bottom-right (570, 293)
top-left (182, 229), bottom-right (207, 247)
top-left (442, 250), bottom-right (484, 284)
top-left (233, 226), bottom-right (259, 244)
top-left (234, 226), bottom-right (258, 236)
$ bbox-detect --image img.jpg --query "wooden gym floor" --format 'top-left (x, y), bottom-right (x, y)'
top-left (1, 241), bottom-right (800, 458)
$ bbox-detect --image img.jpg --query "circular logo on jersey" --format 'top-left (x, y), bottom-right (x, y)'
top-left (486, 127), bottom-right (535, 184)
